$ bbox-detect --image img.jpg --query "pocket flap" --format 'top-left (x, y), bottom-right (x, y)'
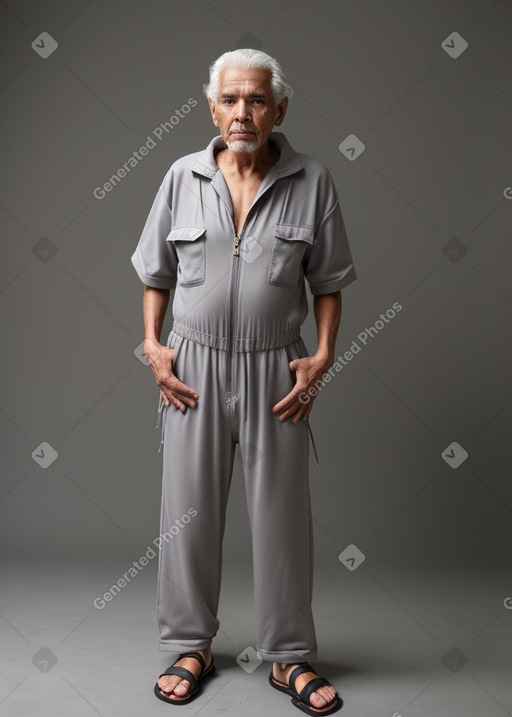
top-left (166, 226), bottom-right (206, 242)
top-left (274, 223), bottom-right (315, 244)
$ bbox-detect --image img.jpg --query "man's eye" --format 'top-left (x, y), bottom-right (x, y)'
top-left (222, 99), bottom-right (264, 105)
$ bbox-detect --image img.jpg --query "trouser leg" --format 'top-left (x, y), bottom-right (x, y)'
top-left (236, 340), bottom-right (318, 663)
top-left (156, 336), bottom-right (235, 652)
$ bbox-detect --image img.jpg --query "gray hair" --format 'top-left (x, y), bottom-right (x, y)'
top-left (202, 48), bottom-right (294, 105)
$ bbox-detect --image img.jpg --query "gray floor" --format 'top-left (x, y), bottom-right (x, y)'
top-left (1, 558), bottom-right (511, 716)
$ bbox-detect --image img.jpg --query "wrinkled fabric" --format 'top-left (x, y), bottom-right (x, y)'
top-left (131, 131), bottom-right (357, 660)
top-left (131, 131), bottom-right (357, 349)
top-left (156, 334), bottom-right (318, 660)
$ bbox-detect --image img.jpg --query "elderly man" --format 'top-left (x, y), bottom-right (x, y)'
top-left (131, 49), bottom-right (357, 714)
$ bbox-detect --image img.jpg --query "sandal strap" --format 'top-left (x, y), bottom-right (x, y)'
top-left (158, 665), bottom-right (197, 692)
top-left (288, 662), bottom-right (314, 693)
top-left (177, 650), bottom-right (206, 673)
top-left (158, 650), bottom-right (209, 692)
top-left (299, 676), bottom-right (332, 707)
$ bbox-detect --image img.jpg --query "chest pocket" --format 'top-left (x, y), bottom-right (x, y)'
top-left (166, 226), bottom-right (206, 287)
top-left (268, 223), bottom-right (315, 288)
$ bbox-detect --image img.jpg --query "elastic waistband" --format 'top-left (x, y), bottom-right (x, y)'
top-left (171, 321), bottom-right (301, 352)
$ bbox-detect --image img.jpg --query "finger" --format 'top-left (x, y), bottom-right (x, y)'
top-left (174, 390), bottom-right (198, 408)
top-left (292, 402), bottom-right (310, 424)
top-left (165, 392), bottom-right (188, 413)
top-left (163, 389), bottom-right (198, 409)
top-left (272, 386), bottom-right (302, 414)
top-left (162, 378), bottom-right (199, 406)
top-left (302, 401), bottom-right (313, 420)
top-left (296, 395), bottom-right (314, 421)
top-left (279, 387), bottom-right (312, 418)
top-left (277, 400), bottom-right (303, 422)
top-left (172, 378), bottom-right (198, 400)
top-left (282, 392), bottom-right (314, 422)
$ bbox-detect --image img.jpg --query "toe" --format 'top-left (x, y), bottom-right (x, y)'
top-left (308, 683), bottom-right (339, 711)
top-left (157, 675), bottom-right (190, 699)
top-left (158, 676), bottom-right (177, 694)
top-left (173, 679), bottom-right (190, 695)
top-left (309, 690), bottom-right (328, 708)
top-left (318, 685), bottom-right (335, 702)
top-left (156, 649), bottom-right (211, 700)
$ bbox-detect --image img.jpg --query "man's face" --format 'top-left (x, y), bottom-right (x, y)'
top-left (208, 66), bottom-right (288, 153)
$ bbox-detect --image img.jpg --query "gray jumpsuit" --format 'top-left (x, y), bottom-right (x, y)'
top-left (131, 131), bottom-right (357, 662)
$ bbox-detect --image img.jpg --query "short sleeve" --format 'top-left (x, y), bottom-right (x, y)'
top-left (304, 180), bottom-right (357, 295)
top-left (131, 174), bottom-right (178, 289)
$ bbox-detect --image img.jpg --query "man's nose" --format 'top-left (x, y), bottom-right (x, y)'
top-left (234, 101), bottom-right (251, 121)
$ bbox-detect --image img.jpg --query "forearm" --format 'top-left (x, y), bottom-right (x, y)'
top-left (142, 285), bottom-right (170, 343)
top-left (313, 291), bottom-right (342, 366)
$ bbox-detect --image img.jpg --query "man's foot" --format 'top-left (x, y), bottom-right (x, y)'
top-left (271, 661), bottom-right (340, 713)
top-left (156, 647), bottom-right (212, 701)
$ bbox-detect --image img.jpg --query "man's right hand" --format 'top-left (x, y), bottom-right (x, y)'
top-left (144, 338), bottom-right (199, 412)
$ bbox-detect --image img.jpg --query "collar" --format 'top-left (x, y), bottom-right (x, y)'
top-left (191, 130), bottom-right (304, 179)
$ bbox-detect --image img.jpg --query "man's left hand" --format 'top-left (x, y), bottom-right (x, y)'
top-left (272, 354), bottom-right (332, 424)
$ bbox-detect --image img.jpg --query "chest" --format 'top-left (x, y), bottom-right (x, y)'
top-left (221, 173), bottom-right (263, 237)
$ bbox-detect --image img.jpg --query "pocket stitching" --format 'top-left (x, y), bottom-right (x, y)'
top-left (268, 223), bottom-right (315, 287)
top-left (274, 222), bottom-right (315, 243)
top-left (166, 226), bottom-right (206, 286)
top-left (166, 226), bottom-right (206, 241)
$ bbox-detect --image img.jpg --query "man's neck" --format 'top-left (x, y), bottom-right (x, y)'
top-left (215, 140), bottom-right (280, 178)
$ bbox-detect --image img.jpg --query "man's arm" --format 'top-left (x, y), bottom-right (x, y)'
top-left (312, 290), bottom-right (342, 368)
top-left (142, 285), bottom-right (199, 412)
top-left (272, 291), bottom-right (342, 423)
top-left (143, 285), bottom-right (170, 346)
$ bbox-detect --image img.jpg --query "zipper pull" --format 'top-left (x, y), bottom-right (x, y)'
top-left (233, 235), bottom-right (240, 256)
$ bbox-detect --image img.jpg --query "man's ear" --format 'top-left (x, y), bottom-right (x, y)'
top-left (274, 96), bottom-right (289, 127)
top-left (208, 98), bottom-right (218, 126)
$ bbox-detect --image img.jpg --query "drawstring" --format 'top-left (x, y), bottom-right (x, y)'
top-left (305, 418), bottom-right (321, 467)
top-left (286, 337), bottom-right (322, 468)
top-left (156, 391), bottom-right (164, 428)
top-left (289, 339), bottom-right (322, 468)
top-left (157, 392), bottom-right (166, 453)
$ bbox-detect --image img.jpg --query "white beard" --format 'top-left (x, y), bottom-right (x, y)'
top-left (226, 138), bottom-right (260, 153)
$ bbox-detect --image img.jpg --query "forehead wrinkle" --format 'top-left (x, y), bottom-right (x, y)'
top-left (218, 69), bottom-right (272, 93)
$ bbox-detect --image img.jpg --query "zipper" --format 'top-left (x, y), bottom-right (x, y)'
top-left (221, 172), bottom-right (280, 416)
top-left (225, 226), bottom-right (244, 415)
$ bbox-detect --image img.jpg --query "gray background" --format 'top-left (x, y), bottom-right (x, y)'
top-left (1, 1), bottom-right (512, 716)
